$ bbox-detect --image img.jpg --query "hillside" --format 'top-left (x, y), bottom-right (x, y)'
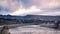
top-left (0, 15), bottom-right (60, 25)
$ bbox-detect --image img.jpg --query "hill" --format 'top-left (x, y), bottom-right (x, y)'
top-left (0, 15), bottom-right (60, 25)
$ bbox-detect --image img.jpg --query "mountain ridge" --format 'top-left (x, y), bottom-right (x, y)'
top-left (0, 15), bottom-right (60, 21)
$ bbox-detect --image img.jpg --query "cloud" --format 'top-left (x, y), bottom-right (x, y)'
top-left (0, 0), bottom-right (21, 11)
top-left (21, 0), bottom-right (29, 4)
top-left (0, 0), bottom-right (60, 16)
top-left (0, 0), bottom-right (21, 15)
top-left (36, 11), bottom-right (60, 16)
top-left (10, 6), bottom-right (41, 16)
top-left (29, 0), bottom-right (60, 9)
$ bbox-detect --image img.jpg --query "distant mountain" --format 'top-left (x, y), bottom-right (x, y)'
top-left (0, 15), bottom-right (25, 19)
top-left (0, 15), bottom-right (60, 25)
top-left (0, 15), bottom-right (60, 21)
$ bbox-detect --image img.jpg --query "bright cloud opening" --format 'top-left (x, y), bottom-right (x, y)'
top-left (10, 6), bottom-right (41, 16)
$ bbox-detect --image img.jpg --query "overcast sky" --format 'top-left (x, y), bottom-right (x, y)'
top-left (0, 0), bottom-right (60, 16)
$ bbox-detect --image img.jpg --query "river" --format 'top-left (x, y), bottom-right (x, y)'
top-left (9, 25), bottom-right (60, 34)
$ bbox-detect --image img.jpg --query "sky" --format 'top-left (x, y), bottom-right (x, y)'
top-left (0, 0), bottom-right (60, 16)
